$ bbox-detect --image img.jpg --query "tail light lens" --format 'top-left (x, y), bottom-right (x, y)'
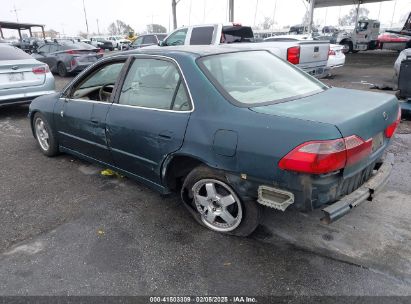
top-left (32, 65), bottom-right (50, 74)
top-left (287, 46), bottom-right (300, 64)
top-left (328, 49), bottom-right (336, 56)
top-left (66, 50), bottom-right (79, 54)
top-left (278, 135), bottom-right (372, 174)
top-left (70, 58), bottom-right (77, 67)
top-left (385, 109), bottom-right (401, 138)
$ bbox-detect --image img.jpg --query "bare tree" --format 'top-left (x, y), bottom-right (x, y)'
top-left (260, 17), bottom-right (274, 30)
top-left (338, 7), bottom-right (370, 26)
top-left (147, 24), bottom-right (167, 33)
top-left (108, 20), bottom-right (134, 35)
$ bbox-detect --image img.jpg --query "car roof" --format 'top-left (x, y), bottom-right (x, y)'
top-left (120, 45), bottom-right (263, 58)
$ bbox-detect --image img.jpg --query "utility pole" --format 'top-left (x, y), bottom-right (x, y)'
top-left (272, 0), bottom-right (277, 30)
top-left (307, 0), bottom-right (315, 34)
top-left (96, 19), bottom-right (100, 35)
top-left (253, 0), bottom-right (259, 27)
top-left (171, 0), bottom-right (181, 30)
top-left (82, 0), bottom-right (89, 36)
top-left (228, 0), bottom-right (234, 22)
top-left (10, 4), bottom-right (21, 23)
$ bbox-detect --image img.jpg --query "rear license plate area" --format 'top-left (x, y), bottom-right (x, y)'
top-left (8, 72), bottom-right (24, 82)
top-left (372, 132), bottom-right (384, 152)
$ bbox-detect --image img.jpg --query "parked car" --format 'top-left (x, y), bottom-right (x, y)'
top-left (378, 33), bottom-right (411, 52)
top-left (28, 46), bottom-right (400, 235)
top-left (394, 48), bottom-right (411, 78)
top-left (0, 44), bottom-right (55, 107)
top-left (12, 37), bottom-right (42, 53)
top-left (158, 23), bottom-right (330, 78)
top-left (32, 41), bottom-right (103, 77)
top-left (327, 44), bottom-right (345, 70)
top-left (128, 33), bottom-right (167, 49)
top-left (107, 36), bottom-right (131, 50)
top-left (90, 37), bottom-right (114, 51)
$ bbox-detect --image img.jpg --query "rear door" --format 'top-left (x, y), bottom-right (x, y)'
top-left (0, 46), bottom-right (46, 90)
top-left (106, 56), bottom-right (192, 184)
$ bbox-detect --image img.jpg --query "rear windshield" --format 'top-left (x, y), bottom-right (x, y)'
top-left (198, 51), bottom-right (326, 106)
top-left (0, 45), bottom-right (32, 60)
top-left (222, 26), bottom-right (254, 43)
top-left (61, 42), bottom-right (96, 50)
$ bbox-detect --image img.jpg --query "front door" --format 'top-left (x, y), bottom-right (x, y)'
top-left (55, 59), bottom-right (126, 164)
top-left (106, 57), bottom-right (192, 185)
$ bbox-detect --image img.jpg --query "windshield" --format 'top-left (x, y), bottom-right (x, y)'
top-left (198, 51), bottom-right (327, 106)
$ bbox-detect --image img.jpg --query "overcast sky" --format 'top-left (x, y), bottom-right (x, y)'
top-left (1, 0), bottom-right (410, 37)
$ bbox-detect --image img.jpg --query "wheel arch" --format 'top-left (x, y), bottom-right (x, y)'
top-left (162, 153), bottom-right (210, 191)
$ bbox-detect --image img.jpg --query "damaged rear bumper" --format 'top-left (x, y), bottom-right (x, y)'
top-left (321, 153), bottom-right (395, 224)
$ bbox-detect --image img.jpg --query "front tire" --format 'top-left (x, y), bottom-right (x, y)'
top-left (181, 166), bottom-right (261, 236)
top-left (33, 113), bottom-right (59, 157)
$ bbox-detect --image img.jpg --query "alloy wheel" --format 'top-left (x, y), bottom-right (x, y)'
top-left (192, 179), bottom-right (243, 232)
top-left (35, 118), bottom-right (50, 151)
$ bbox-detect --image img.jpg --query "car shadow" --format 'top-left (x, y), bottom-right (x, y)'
top-left (0, 104), bottom-right (30, 119)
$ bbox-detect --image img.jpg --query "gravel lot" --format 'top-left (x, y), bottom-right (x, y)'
top-left (0, 50), bottom-right (410, 296)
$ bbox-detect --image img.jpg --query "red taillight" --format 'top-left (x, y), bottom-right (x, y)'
top-left (32, 65), bottom-right (49, 74)
top-left (287, 46), bottom-right (300, 65)
top-left (328, 49), bottom-right (336, 56)
top-left (385, 109), bottom-right (401, 138)
top-left (98, 48), bottom-right (104, 53)
top-left (66, 50), bottom-right (79, 54)
top-left (278, 135), bottom-right (372, 174)
top-left (70, 58), bottom-right (77, 67)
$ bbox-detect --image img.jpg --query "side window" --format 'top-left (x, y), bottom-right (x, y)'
top-left (71, 61), bottom-right (125, 102)
top-left (143, 35), bottom-right (157, 44)
top-left (49, 45), bottom-right (58, 53)
top-left (119, 58), bottom-right (191, 111)
top-left (134, 37), bottom-right (143, 46)
top-left (190, 26), bottom-right (214, 45)
top-left (38, 45), bottom-right (50, 53)
top-left (164, 28), bottom-right (188, 46)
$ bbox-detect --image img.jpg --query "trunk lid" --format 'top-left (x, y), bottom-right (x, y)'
top-left (251, 87), bottom-right (399, 176)
top-left (0, 59), bottom-right (46, 90)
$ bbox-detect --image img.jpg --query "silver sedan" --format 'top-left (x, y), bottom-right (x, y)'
top-left (0, 44), bottom-right (55, 107)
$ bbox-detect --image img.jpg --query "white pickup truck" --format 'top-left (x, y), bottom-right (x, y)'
top-left (159, 23), bottom-right (330, 78)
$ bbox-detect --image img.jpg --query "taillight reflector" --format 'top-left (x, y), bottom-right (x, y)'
top-left (66, 50), bottom-right (79, 54)
top-left (328, 49), bottom-right (336, 56)
top-left (278, 135), bottom-right (372, 174)
top-left (287, 46), bottom-right (300, 65)
top-left (32, 66), bottom-right (49, 74)
top-left (385, 108), bottom-right (401, 138)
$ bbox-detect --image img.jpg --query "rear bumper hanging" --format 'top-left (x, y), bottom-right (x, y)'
top-left (321, 153), bottom-right (395, 224)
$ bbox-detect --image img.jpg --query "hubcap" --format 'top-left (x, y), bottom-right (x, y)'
top-left (192, 179), bottom-right (242, 232)
top-left (35, 118), bottom-right (49, 151)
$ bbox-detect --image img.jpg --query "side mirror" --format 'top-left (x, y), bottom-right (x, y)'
top-left (158, 40), bottom-right (165, 46)
top-left (32, 49), bottom-right (38, 54)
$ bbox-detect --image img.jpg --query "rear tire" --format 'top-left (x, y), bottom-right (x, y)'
top-left (181, 166), bottom-right (261, 237)
top-left (33, 113), bottom-right (59, 157)
top-left (57, 62), bottom-right (68, 77)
